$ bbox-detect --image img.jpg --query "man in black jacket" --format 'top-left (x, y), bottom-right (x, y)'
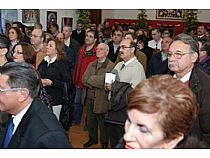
top-left (107, 30), bottom-right (123, 63)
top-left (168, 33), bottom-right (210, 148)
top-left (62, 25), bottom-right (81, 64)
top-left (71, 23), bottom-right (86, 46)
top-left (0, 62), bottom-right (72, 148)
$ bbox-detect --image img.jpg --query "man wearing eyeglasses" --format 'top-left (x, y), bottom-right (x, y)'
top-left (0, 62), bottom-right (72, 148)
top-left (168, 33), bottom-right (210, 148)
top-left (105, 38), bottom-right (146, 148)
top-left (30, 28), bottom-right (46, 68)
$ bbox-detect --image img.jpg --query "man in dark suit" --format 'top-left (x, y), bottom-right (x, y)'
top-left (147, 36), bottom-right (172, 77)
top-left (71, 23), bottom-right (86, 46)
top-left (107, 30), bottom-right (123, 63)
top-left (193, 24), bottom-right (210, 44)
top-left (62, 25), bottom-right (81, 64)
top-left (0, 62), bottom-right (72, 148)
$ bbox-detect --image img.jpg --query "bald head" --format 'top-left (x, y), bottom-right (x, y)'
top-left (96, 43), bottom-right (109, 61)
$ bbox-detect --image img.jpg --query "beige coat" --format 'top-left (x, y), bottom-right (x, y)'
top-left (115, 49), bottom-right (147, 71)
top-left (82, 58), bottom-right (114, 113)
top-left (36, 44), bottom-right (47, 69)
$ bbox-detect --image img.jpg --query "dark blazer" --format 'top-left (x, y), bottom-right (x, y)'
top-left (193, 35), bottom-right (210, 43)
top-left (69, 38), bottom-right (81, 64)
top-left (0, 99), bottom-right (72, 148)
top-left (105, 81), bottom-right (132, 125)
top-left (38, 59), bottom-right (71, 106)
top-left (107, 41), bottom-right (120, 63)
top-left (189, 65), bottom-right (210, 148)
top-left (71, 29), bottom-right (85, 46)
top-left (146, 51), bottom-right (170, 77)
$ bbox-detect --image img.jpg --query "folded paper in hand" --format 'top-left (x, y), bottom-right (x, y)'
top-left (105, 73), bottom-right (116, 84)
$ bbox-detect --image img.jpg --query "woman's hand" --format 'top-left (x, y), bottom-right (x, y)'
top-left (41, 79), bottom-right (53, 87)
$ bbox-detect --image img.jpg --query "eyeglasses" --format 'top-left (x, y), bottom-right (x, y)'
top-left (12, 51), bottom-right (24, 55)
top-left (0, 88), bottom-right (22, 92)
top-left (167, 51), bottom-right (191, 59)
top-left (119, 45), bottom-right (132, 49)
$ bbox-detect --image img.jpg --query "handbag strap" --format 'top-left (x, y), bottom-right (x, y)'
top-left (63, 82), bottom-right (69, 102)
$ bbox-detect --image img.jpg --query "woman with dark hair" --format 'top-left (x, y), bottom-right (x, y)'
top-left (6, 27), bottom-right (23, 61)
top-left (38, 38), bottom-right (71, 121)
top-left (12, 42), bottom-right (36, 65)
top-left (0, 35), bottom-right (10, 66)
top-left (122, 75), bottom-right (205, 149)
top-left (137, 34), bottom-right (153, 63)
top-left (12, 42), bottom-right (51, 110)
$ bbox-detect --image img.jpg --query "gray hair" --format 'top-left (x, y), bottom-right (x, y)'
top-left (0, 62), bottom-right (40, 98)
top-left (172, 33), bottom-right (199, 57)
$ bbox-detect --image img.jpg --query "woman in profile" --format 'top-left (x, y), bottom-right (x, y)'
top-left (122, 75), bottom-right (205, 149)
top-left (38, 38), bottom-right (71, 121)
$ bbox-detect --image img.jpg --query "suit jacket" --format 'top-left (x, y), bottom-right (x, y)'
top-left (107, 41), bottom-right (120, 63)
top-left (69, 38), bottom-right (81, 64)
top-left (147, 51), bottom-right (170, 77)
top-left (189, 65), bottom-right (210, 148)
top-left (71, 29), bottom-right (85, 46)
top-left (193, 35), bottom-right (210, 43)
top-left (0, 99), bottom-right (72, 148)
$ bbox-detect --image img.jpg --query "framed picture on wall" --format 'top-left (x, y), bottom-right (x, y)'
top-left (22, 9), bottom-right (40, 23)
top-left (156, 9), bottom-right (184, 20)
top-left (61, 17), bottom-right (73, 28)
top-left (47, 11), bottom-right (57, 33)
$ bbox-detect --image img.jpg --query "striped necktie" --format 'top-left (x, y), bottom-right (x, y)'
top-left (3, 117), bottom-right (14, 148)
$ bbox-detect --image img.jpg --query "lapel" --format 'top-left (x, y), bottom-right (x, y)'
top-left (189, 66), bottom-right (202, 94)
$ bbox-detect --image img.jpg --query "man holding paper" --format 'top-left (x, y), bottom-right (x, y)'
top-left (105, 38), bottom-right (146, 148)
top-left (82, 43), bottom-right (114, 148)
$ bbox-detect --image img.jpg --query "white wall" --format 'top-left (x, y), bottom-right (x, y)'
top-left (15, 9), bottom-right (210, 31)
top-left (102, 9), bottom-right (210, 23)
top-left (18, 9), bottom-right (78, 31)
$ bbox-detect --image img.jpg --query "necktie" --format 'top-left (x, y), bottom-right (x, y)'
top-left (3, 117), bottom-right (14, 148)
top-left (184, 80), bottom-right (190, 87)
top-left (120, 64), bottom-right (125, 70)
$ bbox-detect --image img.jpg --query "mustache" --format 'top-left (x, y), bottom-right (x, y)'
top-left (168, 61), bottom-right (179, 68)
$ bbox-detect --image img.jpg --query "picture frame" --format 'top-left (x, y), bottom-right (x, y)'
top-left (47, 11), bottom-right (57, 32)
top-left (22, 9), bottom-right (40, 23)
top-left (61, 17), bottom-right (73, 28)
top-left (156, 9), bottom-right (184, 20)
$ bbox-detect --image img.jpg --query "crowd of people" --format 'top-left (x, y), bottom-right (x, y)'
top-left (0, 19), bottom-right (210, 149)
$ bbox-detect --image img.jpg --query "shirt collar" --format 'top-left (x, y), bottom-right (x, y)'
top-left (44, 55), bottom-right (57, 64)
top-left (12, 102), bottom-right (32, 134)
top-left (173, 70), bottom-right (192, 83)
top-left (64, 37), bottom-right (70, 46)
top-left (123, 56), bottom-right (136, 66)
top-left (161, 51), bottom-right (168, 61)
